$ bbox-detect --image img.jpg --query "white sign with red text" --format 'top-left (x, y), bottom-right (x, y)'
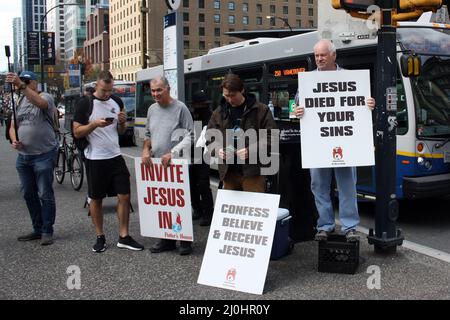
top-left (198, 190), bottom-right (280, 295)
top-left (135, 158), bottom-right (193, 241)
top-left (298, 70), bottom-right (375, 168)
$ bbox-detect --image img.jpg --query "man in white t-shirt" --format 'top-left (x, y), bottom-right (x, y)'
top-left (73, 71), bottom-right (143, 253)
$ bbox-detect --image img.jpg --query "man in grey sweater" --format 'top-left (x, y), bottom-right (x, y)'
top-left (141, 76), bottom-right (194, 255)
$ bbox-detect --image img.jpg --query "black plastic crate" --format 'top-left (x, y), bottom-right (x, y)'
top-left (318, 234), bottom-right (359, 274)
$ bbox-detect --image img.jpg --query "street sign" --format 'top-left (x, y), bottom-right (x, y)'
top-left (26, 32), bottom-right (40, 61)
top-left (42, 32), bottom-right (55, 65)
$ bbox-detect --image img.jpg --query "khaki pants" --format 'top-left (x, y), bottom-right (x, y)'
top-left (223, 171), bottom-right (266, 193)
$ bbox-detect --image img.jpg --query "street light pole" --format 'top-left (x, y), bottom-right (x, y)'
top-left (40, 2), bottom-right (78, 92)
top-left (266, 15), bottom-right (293, 32)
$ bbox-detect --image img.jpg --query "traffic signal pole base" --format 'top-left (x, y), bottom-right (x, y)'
top-left (367, 228), bottom-right (404, 254)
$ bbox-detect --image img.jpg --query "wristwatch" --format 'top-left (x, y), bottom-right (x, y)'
top-left (18, 82), bottom-right (27, 90)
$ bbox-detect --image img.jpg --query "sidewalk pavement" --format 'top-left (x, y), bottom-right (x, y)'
top-left (1, 134), bottom-right (449, 300)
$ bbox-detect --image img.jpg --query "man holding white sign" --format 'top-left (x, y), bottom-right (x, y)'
top-left (141, 75), bottom-right (194, 255)
top-left (294, 39), bottom-right (375, 242)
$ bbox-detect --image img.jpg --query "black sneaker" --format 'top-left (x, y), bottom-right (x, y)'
top-left (150, 239), bottom-right (177, 253)
top-left (40, 233), bottom-right (54, 246)
top-left (17, 232), bottom-right (41, 241)
top-left (179, 241), bottom-right (193, 256)
top-left (92, 235), bottom-right (106, 253)
top-left (117, 235), bottom-right (144, 251)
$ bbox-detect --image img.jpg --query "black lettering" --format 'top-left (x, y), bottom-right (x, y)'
top-left (348, 81), bottom-right (357, 91)
top-left (345, 126), bottom-right (354, 136)
top-left (329, 82), bottom-right (338, 92)
top-left (312, 82), bottom-right (322, 93)
top-left (318, 112), bottom-right (327, 122)
top-left (321, 127), bottom-right (330, 137)
top-left (305, 98), bottom-right (314, 108)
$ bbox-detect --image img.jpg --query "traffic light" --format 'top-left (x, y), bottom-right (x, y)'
top-left (400, 54), bottom-right (421, 77)
top-left (398, 0), bottom-right (443, 12)
top-left (331, 0), bottom-right (378, 11)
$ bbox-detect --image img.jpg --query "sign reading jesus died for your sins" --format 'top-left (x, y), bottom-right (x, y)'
top-left (135, 158), bottom-right (193, 242)
top-left (298, 70), bottom-right (375, 168)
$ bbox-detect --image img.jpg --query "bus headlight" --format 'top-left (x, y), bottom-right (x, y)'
top-left (417, 157), bottom-right (432, 169)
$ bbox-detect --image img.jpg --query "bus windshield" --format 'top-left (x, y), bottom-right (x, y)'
top-left (398, 28), bottom-right (450, 138)
top-left (118, 95), bottom-right (136, 116)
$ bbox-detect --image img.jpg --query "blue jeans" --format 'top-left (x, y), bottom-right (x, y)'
top-left (16, 148), bottom-right (57, 235)
top-left (310, 167), bottom-right (359, 232)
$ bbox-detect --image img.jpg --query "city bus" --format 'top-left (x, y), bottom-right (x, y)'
top-left (135, 16), bottom-right (450, 200)
top-left (64, 80), bottom-right (136, 145)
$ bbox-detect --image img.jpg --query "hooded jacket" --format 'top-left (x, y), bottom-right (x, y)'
top-left (206, 93), bottom-right (277, 181)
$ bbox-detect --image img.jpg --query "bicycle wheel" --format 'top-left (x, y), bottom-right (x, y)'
top-left (55, 148), bottom-right (66, 184)
top-left (70, 153), bottom-right (84, 191)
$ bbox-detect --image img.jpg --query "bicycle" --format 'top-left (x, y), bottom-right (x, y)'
top-left (54, 131), bottom-right (84, 191)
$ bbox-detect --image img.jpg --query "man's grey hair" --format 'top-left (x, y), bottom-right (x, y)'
top-left (314, 39), bottom-right (337, 54)
top-left (150, 75), bottom-right (170, 87)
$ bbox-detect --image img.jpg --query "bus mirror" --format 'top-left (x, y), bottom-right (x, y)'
top-left (400, 54), bottom-right (421, 77)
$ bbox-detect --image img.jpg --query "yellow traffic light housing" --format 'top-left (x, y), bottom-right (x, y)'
top-left (400, 54), bottom-right (421, 77)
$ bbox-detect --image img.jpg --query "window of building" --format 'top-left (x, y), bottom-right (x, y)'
top-left (228, 15), bottom-right (235, 24)
top-left (256, 4), bottom-right (262, 13)
top-left (199, 41), bottom-right (205, 50)
top-left (214, 41), bottom-right (221, 47)
top-left (214, 14), bottom-right (220, 23)
top-left (199, 13), bottom-right (205, 22)
top-left (296, 19), bottom-right (302, 27)
top-left (214, 1), bottom-right (220, 10)
top-left (183, 12), bottom-right (189, 21)
top-left (296, 7), bottom-right (301, 15)
top-left (183, 0), bottom-right (189, 8)
top-left (308, 8), bottom-right (314, 16)
top-left (256, 16), bottom-right (262, 25)
top-left (228, 2), bottom-right (235, 11)
top-left (199, 27), bottom-right (205, 36)
top-left (243, 16), bottom-right (249, 25)
top-left (270, 5), bottom-right (275, 14)
top-left (243, 3), bottom-right (248, 12)
top-left (214, 27), bottom-right (221, 37)
top-left (283, 6), bottom-right (289, 14)
top-left (183, 26), bottom-right (189, 35)
top-left (184, 40), bottom-right (190, 49)
top-left (198, 0), bottom-right (205, 9)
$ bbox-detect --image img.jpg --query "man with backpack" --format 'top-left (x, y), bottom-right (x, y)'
top-left (73, 71), bottom-right (144, 253)
top-left (6, 70), bottom-right (58, 246)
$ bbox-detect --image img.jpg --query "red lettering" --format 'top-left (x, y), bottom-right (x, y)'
top-left (143, 187), bottom-right (151, 204)
top-left (158, 211), bottom-right (172, 229)
top-left (175, 165), bottom-right (184, 183)
top-left (176, 189), bottom-right (185, 207)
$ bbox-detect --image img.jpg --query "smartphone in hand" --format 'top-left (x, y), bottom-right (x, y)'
top-left (105, 117), bottom-right (114, 122)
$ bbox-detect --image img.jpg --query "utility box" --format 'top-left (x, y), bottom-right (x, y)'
top-left (318, 234), bottom-right (359, 274)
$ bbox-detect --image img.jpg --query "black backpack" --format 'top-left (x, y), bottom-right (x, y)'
top-left (72, 96), bottom-right (93, 152)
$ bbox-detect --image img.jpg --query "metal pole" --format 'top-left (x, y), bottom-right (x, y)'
top-left (141, 0), bottom-right (148, 69)
top-left (40, 4), bottom-right (78, 92)
top-left (368, 0), bottom-right (404, 253)
top-left (5, 45), bottom-right (19, 140)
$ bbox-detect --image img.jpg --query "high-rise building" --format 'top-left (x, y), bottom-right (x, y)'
top-left (22, 0), bottom-right (48, 70)
top-left (109, 0), bottom-right (317, 82)
top-left (64, 1), bottom-right (86, 63)
top-left (84, 5), bottom-right (110, 72)
top-left (13, 17), bottom-right (24, 72)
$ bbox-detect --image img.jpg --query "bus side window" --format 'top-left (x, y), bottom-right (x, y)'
top-left (397, 74), bottom-right (408, 135)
